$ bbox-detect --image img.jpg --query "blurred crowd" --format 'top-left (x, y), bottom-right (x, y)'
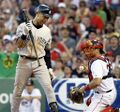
top-left (0, 0), bottom-right (120, 79)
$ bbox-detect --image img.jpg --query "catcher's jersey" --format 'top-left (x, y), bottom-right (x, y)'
top-left (16, 21), bottom-right (52, 58)
top-left (89, 56), bottom-right (116, 92)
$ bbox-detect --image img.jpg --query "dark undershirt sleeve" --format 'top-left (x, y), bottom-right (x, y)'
top-left (44, 49), bottom-right (52, 69)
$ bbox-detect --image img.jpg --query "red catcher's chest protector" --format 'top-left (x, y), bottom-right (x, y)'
top-left (88, 56), bottom-right (113, 82)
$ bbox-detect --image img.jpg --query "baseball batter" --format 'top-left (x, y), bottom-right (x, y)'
top-left (11, 4), bottom-right (59, 112)
top-left (79, 40), bottom-right (117, 112)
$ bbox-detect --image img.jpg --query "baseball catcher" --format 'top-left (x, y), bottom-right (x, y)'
top-left (69, 40), bottom-right (117, 112)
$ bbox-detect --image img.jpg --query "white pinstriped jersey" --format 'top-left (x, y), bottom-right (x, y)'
top-left (16, 21), bottom-right (52, 58)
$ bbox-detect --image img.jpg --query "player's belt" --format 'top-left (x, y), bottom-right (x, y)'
top-left (95, 89), bottom-right (112, 94)
top-left (20, 55), bottom-right (44, 60)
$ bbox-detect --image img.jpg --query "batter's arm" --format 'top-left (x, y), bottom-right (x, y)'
top-left (45, 38), bottom-right (56, 81)
top-left (45, 36), bottom-right (52, 69)
top-left (45, 48), bottom-right (52, 69)
top-left (16, 23), bottom-right (29, 48)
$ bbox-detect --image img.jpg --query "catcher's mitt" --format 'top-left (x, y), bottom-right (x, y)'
top-left (68, 87), bottom-right (84, 104)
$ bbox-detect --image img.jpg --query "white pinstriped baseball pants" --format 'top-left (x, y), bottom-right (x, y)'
top-left (11, 57), bottom-right (56, 112)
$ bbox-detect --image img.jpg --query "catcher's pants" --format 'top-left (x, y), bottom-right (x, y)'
top-left (84, 89), bottom-right (116, 112)
top-left (11, 57), bottom-right (56, 112)
top-left (19, 99), bottom-right (41, 112)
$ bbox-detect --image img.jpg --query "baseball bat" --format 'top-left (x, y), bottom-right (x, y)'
top-left (22, 10), bottom-right (41, 66)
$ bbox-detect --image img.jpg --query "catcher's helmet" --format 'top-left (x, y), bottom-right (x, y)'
top-left (35, 4), bottom-right (51, 17)
top-left (80, 40), bottom-right (103, 50)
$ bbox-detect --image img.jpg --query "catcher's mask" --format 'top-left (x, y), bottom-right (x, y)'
top-left (80, 40), bottom-right (104, 54)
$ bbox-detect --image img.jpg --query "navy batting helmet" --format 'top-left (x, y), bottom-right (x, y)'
top-left (35, 4), bottom-right (51, 18)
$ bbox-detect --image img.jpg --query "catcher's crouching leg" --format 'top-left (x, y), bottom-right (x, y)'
top-left (49, 102), bottom-right (59, 112)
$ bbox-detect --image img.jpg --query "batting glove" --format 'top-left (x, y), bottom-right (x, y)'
top-left (23, 22), bottom-right (32, 35)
